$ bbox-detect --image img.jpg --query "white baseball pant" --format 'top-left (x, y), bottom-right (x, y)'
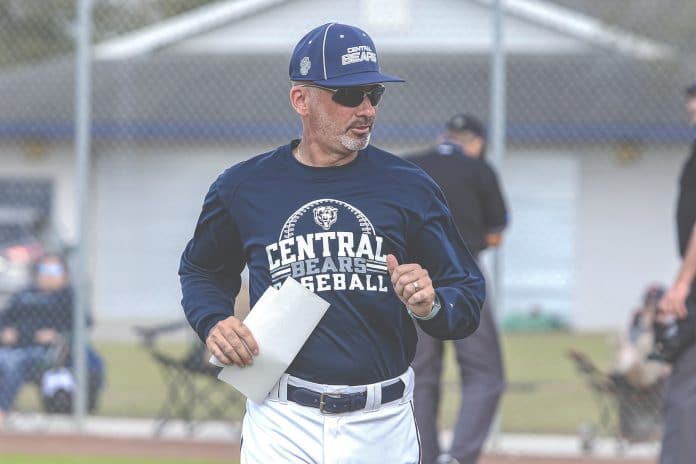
top-left (240, 367), bottom-right (421, 463)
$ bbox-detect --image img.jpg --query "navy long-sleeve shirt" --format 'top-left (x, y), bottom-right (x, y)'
top-left (179, 140), bottom-right (484, 385)
top-left (0, 286), bottom-right (73, 347)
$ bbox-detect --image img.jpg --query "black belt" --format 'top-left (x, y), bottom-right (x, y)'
top-left (286, 379), bottom-right (405, 414)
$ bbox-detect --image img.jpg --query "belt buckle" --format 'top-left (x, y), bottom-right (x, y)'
top-left (319, 392), bottom-right (341, 414)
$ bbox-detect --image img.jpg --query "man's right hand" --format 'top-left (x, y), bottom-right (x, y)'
top-left (0, 327), bottom-right (18, 346)
top-left (206, 316), bottom-right (259, 367)
top-left (659, 281), bottom-right (690, 320)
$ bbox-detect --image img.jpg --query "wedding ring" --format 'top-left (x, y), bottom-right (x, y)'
top-left (413, 281), bottom-right (419, 291)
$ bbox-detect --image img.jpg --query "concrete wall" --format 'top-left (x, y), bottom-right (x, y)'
top-left (494, 143), bottom-right (683, 330)
top-left (91, 144), bottom-right (265, 323)
top-left (0, 141), bottom-right (78, 242)
top-left (498, 148), bottom-right (579, 323)
top-left (575, 143), bottom-right (682, 329)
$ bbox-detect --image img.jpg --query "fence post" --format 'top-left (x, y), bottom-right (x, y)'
top-left (73, 0), bottom-right (94, 431)
top-left (488, 0), bottom-right (507, 451)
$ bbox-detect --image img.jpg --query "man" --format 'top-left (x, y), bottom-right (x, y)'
top-left (179, 23), bottom-right (485, 463)
top-left (658, 82), bottom-right (696, 464)
top-left (0, 254), bottom-right (74, 426)
top-left (408, 114), bottom-right (508, 464)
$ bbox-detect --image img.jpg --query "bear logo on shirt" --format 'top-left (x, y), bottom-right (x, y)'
top-left (313, 206), bottom-right (338, 230)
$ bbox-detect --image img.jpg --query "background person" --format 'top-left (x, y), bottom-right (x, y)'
top-left (0, 253), bottom-right (73, 426)
top-left (407, 114), bottom-right (508, 464)
top-left (657, 81), bottom-right (696, 464)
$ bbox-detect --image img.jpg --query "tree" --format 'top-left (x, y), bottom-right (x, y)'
top-left (0, 0), bottom-right (219, 67)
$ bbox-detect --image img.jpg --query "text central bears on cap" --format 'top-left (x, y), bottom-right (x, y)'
top-left (289, 23), bottom-right (405, 87)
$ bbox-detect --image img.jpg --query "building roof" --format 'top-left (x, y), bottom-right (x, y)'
top-left (0, 52), bottom-right (691, 144)
top-left (94, 0), bottom-right (673, 60)
top-left (164, 0), bottom-right (591, 56)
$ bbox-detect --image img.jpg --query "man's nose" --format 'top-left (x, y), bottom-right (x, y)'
top-left (355, 94), bottom-right (377, 116)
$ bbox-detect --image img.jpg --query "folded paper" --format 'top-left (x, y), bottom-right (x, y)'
top-left (210, 277), bottom-right (330, 403)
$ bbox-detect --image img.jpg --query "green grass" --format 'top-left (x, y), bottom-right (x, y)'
top-left (15, 340), bottom-right (245, 420)
top-left (15, 331), bottom-right (615, 434)
top-left (440, 331), bottom-right (614, 434)
top-left (502, 331), bottom-right (614, 433)
top-left (1, 457), bottom-right (236, 464)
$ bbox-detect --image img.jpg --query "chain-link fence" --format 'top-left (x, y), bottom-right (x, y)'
top-left (1, 0), bottom-right (694, 455)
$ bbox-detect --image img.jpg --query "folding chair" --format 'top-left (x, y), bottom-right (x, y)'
top-left (567, 349), bottom-right (663, 454)
top-left (133, 321), bottom-right (245, 437)
top-left (567, 349), bottom-right (616, 441)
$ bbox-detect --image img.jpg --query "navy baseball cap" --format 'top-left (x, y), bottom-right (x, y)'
top-left (289, 23), bottom-right (404, 87)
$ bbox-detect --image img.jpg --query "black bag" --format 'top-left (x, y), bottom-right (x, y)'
top-left (651, 313), bottom-right (696, 363)
top-left (39, 346), bottom-right (106, 414)
top-left (40, 367), bottom-right (75, 414)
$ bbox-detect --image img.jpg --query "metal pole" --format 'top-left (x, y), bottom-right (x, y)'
top-left (73, 0), bottom-right (94, 430)
top-left (488, 0), bottom-right (506, 451)
top-left (489, 0), bottom-right (507, 311)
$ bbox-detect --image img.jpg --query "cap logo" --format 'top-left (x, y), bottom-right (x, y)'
top-left (299, 56), bottom-right (311, 76)
top-left (342, 45), bottom-right (376, 66)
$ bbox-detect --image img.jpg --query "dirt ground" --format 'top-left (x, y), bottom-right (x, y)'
top-left (479, 457), bottom-right (653, 464)
top-left (0, 432), bottom-right (655, 463)
top-left (0, 432), bottom-right (239, 460)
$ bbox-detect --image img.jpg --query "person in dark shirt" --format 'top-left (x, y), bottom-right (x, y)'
top-left (0, 253), bottom-right (73, 426)
top-left (657, 82), bottom-right (696, 464)
top-left (407, 114), bottom-right (508, 464)
top-left (179, 23), bottom-right (485, 463)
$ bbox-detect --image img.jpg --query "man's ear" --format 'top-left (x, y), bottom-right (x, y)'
top-left (290, 86), bottom-right (309, 116)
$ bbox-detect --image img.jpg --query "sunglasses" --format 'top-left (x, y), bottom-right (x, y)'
top-left (301, 83), bottom-right (385, 108)
top-left (37, 263), bottom-right (65, 277)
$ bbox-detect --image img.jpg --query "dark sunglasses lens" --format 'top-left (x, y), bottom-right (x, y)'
top-left (368, 86), bottom-right (384, 106)
top-left (332, 87), bottom-right (384, 107)
top-left (333, 88), bottom-right (363, 107)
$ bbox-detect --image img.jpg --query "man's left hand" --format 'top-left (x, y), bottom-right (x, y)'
top-left (386, 254), bottom-right (435, 318)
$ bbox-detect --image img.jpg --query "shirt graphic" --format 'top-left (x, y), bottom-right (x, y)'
top-left (265, 198), bottom-right (388, 293)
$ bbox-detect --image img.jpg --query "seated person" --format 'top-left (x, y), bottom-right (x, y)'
top-left (0, 253), bottom-right (103, 425)
top-left (612, 284), bottom-right (671, 388)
